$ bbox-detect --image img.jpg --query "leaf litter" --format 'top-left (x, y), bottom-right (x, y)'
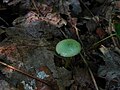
top-left (0, 0), bottom-right (120, 90)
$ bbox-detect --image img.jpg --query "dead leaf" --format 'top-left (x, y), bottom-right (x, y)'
top-left (115, 1), bottom-right (120, 8)
top-left (8, 0), bottom-right (22, 5)
top-left (96, 27), bottom-right (106, 39)
top-left (0, 43), bottom-right (20, 62)
top-left (38, 4), bottom-right (53, 16)
top-left (36, 66), bottom-right (59, 90)
top-left (13, 11), bottom-right (39, 26)
top-left (72, 67), bottom-right (93, 89)
top-left (39, 13), bottom-right (66, 27)
top-left (36, 82), bottom-right (52, 90)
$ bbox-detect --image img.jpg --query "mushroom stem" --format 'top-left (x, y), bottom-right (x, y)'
top-left (64, 57), bottom-right (72, 68)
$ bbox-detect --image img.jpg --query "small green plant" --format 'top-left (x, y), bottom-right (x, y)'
top-left (114, 23), bottom-right (120, 37)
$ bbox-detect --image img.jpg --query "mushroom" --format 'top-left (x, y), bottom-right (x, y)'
top-left (56, 39), bottom-right (81, 57)
top-left (56, 39), bottom-right (81, 68)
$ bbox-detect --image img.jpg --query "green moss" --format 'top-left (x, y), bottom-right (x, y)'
top-left (56, 39), bottom-right (81, 57)
top-left (114, 23), bottom-right (120, 37)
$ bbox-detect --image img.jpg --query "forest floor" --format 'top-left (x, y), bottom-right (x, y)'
top-left (0, 0), bottom-right (120, 90)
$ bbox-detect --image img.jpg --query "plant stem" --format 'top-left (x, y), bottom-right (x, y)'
top-left (91, 34), bottom-right (116, 49)
top-left (80, 53), bottom-right (99, 90)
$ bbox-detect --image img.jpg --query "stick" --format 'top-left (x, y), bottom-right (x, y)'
top-left (0, 61), bottom-right (51, 87)
top-left (80, 53), bottom-right (99, 90)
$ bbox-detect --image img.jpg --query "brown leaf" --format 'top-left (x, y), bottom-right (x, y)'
top-left (96, 28), bottom-right (106, 39)
top-left (0, 43), bottom-right (20, 62)
top-left (38, 4), bottom-right (53, 16)
top-left (36, 82), bottom-right (52, 90)
top-left (36, 66), bottom-right (59, 90)
top-left (67, 17), bottom-right (78, 38)
top-left (115, 1), bottom-right (120, 8)
top-left (71, 67), bottom-right (94, 89)
top-left (68, 18), bottom-right (77, 27)
top-left (39, 13), bottom-right (66, 27)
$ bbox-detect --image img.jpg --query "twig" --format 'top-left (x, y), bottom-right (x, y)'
top-left (0, 17), bottom-right (9, 26)
top-left (74, 26), bottom-right (84, 47)
top-left (99, 0), bottom-right (109, 15)
top-left (114, 47), bottom-right (120, 55)
top-left (80, 53), bottom-right (99, 90)
top-left (79, 0), bottom-right (100, 24)
top-left (90, 34), bottom-right (116, 49)
top-left (108, 19), bottom-right (118, 47)
top-left (79, 0), bottom-right (95, 17)
top-left (0, 61), bottom-right (52, 88)
top-left (107, 3), bottom-right (119, 47)
top-left (76, 22), bottom-right (98, 90)
top-left (72, 2), bottom-right (98, 89)
top-left (60, 29), bottom-right (68, 38)
top-left (31, 0), bottom-right (42, 15)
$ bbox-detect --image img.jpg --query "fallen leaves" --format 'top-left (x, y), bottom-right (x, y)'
top-left (0, 0), bottom-right (120, 90)
top-left (13, 11), bottom-right (66, 28)
top-left (39, 13), bottom-right (66, 27)
top-left (0, 43), bottom-right (20, 62)
top-left (36, 66), bottom-right (59, 90)
top-left (71, 67), bottom-right (94, 90)
top-left (96, 27), bottom-right (106, 39)
top-left (115, 1), bottom-right (120, 8)
top-left (98, 45), bottom-right (120, 89)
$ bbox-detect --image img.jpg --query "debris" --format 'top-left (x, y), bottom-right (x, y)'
top-left (0, 0), bottom-right (120, 89)
top-left (0, 80), bottom-right (10, 90)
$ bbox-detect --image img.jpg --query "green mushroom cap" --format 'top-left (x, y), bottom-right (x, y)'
top-left (56, 39), bottom-right (81, 57)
